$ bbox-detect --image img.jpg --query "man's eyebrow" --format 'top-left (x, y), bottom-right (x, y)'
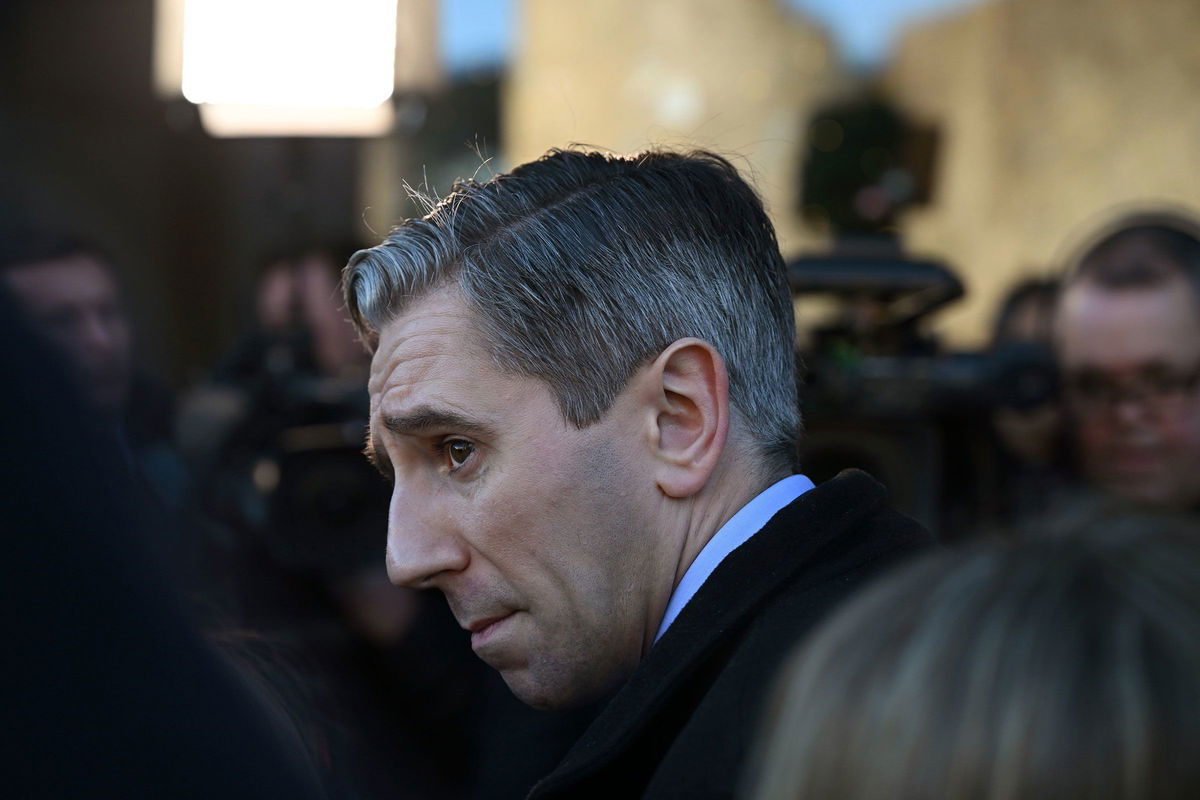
top-left (380, 407), bottom-right (498, 438)
top-left (363, 434), bottom-right (392, 480)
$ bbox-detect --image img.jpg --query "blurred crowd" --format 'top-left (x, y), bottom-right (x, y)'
top-left (0, 234), bottom-right (596, 799)
top-left (3, 203), bottom-right (1200, 799)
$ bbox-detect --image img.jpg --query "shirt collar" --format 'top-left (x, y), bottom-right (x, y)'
top-left (653, 473), bottom-right (815, 643)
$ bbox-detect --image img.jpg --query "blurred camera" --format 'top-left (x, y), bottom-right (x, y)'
top-left (791, 240), bottom-right (1058, 537)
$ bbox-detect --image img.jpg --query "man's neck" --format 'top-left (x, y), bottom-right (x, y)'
top-left (642, 454), bottom-right (782, 654)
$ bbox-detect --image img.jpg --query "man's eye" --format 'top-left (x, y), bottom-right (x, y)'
top-left (445, 440), bottom-right (475, 468)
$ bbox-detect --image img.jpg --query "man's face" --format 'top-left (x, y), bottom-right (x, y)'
top-left (4, 254), bottom-right (132, 413)
top-left (1057, 279), bottom-right (1200, 508)
top-left (367, 289), bottom-right (666, 709)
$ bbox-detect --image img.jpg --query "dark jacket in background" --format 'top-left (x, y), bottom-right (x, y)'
top-left (529, 470), bottom-right (932, 799)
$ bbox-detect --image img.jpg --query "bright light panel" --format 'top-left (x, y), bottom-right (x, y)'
top-left (198, 103), bottom-right (394, 137)
top-left (181, 0), bottom-right (397, 109)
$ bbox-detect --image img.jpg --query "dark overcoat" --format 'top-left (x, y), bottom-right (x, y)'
top-left (528, 469), bottom-right (932, 799)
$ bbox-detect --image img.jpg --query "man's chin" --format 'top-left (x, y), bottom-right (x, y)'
top-left (500, 664), bottom-right (621, 712)
top-left (502, 673), bottom-right (568, 711)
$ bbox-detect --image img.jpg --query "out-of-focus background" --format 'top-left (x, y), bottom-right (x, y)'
top-left (5, 0), bottom-right (1199, 381)
top-left (8, 0), bottom-right (1187, 532)
top-left (3, 0), bottom-right (1197, 611)
top-left (3, 2), bottom-right (1197, 797)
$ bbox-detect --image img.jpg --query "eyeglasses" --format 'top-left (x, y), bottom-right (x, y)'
top-left (1064, 364), bottom-right (1200, 418)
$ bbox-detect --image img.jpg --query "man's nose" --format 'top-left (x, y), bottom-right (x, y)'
top-left (385, 487), bottom-right (469, 589)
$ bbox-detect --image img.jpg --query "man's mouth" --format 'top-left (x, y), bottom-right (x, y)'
top-left (467, 612), bottom-right (514, 649)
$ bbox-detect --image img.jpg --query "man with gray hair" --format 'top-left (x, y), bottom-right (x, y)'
top-left (343, 148), bottom-right (929, 798)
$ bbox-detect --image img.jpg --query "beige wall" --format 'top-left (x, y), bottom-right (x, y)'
top-left (504, 0), bottom-right (1200, 348)
top-left (886, 0), bottom-right (1200, 346)
top-left (504, 0), bottom-right (843, 254)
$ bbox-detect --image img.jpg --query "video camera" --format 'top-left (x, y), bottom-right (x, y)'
top-left (791, 237), bottom-right (1059, 538)
top-left (192, 329), bottom-right (387, 582)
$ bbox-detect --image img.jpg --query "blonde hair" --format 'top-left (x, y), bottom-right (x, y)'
top-left (747, 523), bottom-right (1200, 800)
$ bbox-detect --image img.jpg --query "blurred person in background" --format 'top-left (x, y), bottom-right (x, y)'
top-left (1, 234), bottom-right (132, 412)
top-left (990, 277), bottom-right (1062, 468)
top-left (212, 244), bottom-right (368, 388)
top-left (180, 243), bottom-right (479, 798)
top-left (0, 231), bottom-right (226, 621)
top-left (746, 514), bottom-right (1200, 800)
top-left (987, 276), bottom-right (1075, 524)
top-left (1055, 213), bottom-right (1200, 511)
top-left (180, 243), bottom-right (380, 625)
top-left (0, 231), bottom-right (188, 513)
top-left (343, 147), bottom-right (931, 799)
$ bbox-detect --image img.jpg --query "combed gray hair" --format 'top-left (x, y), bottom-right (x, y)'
top-left (747, 520), bottom-right (1200, 800)
top-left (343, 148), bottom-right (800, 475)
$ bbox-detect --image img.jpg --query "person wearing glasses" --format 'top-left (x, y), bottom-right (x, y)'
top-left (1055, 212), bottom-right (1200, 510)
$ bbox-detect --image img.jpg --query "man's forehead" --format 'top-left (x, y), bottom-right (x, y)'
top-left (367, 289), bottom-right (491, 400)
top-left (1058, 281), bottom-right (1200, 369)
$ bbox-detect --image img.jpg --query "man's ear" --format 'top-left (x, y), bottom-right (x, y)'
top-left (642, 338), bottom-right (730, 499)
